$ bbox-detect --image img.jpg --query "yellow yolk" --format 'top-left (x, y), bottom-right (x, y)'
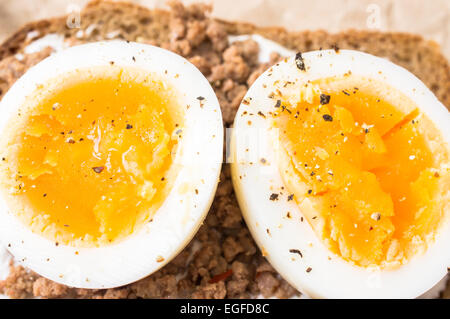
top-left (273, 77), bottom-right (443, 267)
top-left (1, 68), bottom-right (182, 246)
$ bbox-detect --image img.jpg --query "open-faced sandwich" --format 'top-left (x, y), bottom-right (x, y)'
top-left (0, 0), bottom-right (448, 299)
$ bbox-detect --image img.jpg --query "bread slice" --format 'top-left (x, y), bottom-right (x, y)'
top-left (1, 0), bottom-right (449, 107)
top-left (0, 0), bottom-right (448, 299)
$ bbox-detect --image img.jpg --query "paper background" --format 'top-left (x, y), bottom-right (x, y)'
top-left (0, 0), bottom-right (449, 60)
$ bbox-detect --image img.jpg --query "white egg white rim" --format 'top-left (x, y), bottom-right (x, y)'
top-left (0, 41), bottom-right (223, 289)
top-left (231, 49), bottom-right (450, 298)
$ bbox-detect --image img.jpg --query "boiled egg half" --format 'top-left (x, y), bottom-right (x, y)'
top-left (231, 48), bottom-right (450, 298)
top-left (0, 41), bottom-right (223, 289)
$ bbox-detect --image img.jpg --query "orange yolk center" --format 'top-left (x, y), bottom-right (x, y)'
top-left (273, 77), bottom-right (442, 267)
top-left (1, 69), bottom-right (181, 246)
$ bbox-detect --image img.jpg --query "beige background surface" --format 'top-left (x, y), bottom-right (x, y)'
top-left (0, 0), bottom-right (449, 60)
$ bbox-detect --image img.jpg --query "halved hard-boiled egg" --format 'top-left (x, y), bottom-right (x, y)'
top-left (231, 48), bottom-right (450, 298)
top-left (0, 41), bottom-right (223, 289)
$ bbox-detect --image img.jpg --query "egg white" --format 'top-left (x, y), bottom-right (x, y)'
top-left (231, 48), bottom-right (450, 298)
top-left (0, 41), bottom-right (223, 289)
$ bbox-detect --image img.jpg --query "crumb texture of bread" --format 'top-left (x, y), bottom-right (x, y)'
top-left (0, 0), bottom-right (448, 299)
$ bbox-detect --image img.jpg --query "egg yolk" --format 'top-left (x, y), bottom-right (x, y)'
top-left (1, 68), bottom-right (181, 246)
top-left (273, 76), bottom-right (444, 267)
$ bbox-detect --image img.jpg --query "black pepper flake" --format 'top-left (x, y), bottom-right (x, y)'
top-left (274, 100), bottom-right (281, 108)
top-left (332, 44), bottom-right (340, 53)
top-left (342, 90), bottom-right (350, 96)
top-left (43, 193), bottom-right (47, 197)
top-left (289, 249), bottom-right (303, 258)
top-left (310, 171), bottom-right (315, 176)
top-left (197, 96), bottom-right (205, 107)
top-left (320, 94), bottom-right (331, 105)
top-left (287, 194), bottom-right (294, 201)
top-left (306, 267), bottom-right (312, 273)
top-left (308, 189), bottom-right (312, 195)
top-left (295, 52), bottom-right (306, 71)
top-left (132, 56), bottom-right (136, 62)
top-left (260, 158), bottom-right (267, 164)
top-left (257, 111), bottom-right (266, 118)
top-left (92, 166), bottom-right (105, 174)
top-left (322, 114), bottom-right (333, 122)
top-left (269, 193), bottom-right (279, 201)
top-left (126, 124), bottom-right (133, 129)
